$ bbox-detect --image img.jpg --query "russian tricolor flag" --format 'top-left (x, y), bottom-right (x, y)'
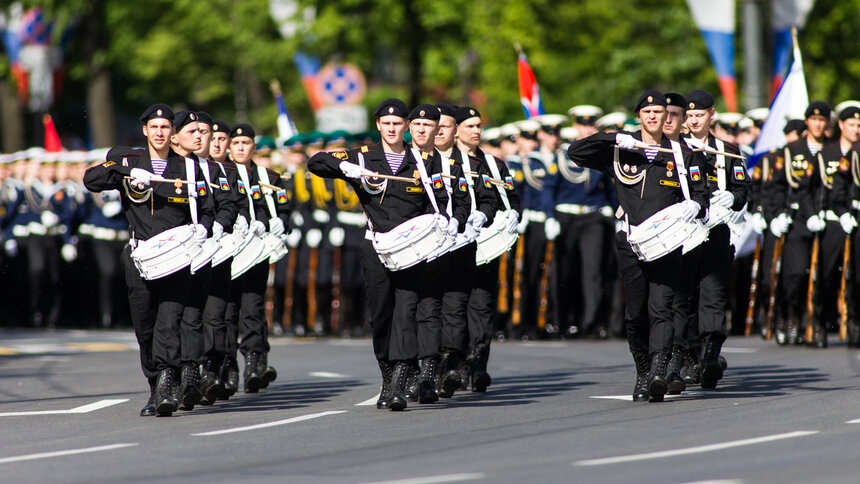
top-left (686, 0), bottom-right (737, 112)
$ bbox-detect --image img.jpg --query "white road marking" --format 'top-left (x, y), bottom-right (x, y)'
top-left (573, 430), bottom-right (818, 466)
top-left (0, 443), bottom-right (138, 465)
top-left (720, 347), bottom-right (757, 354)
top-left (589, 392), bottom-right (702, 401)
top-left (356, 394), bottom-right (380, 406)
top-left (309, 371), bottom-right (349, 378)
top-left (0, 399), bottom-right (128, 417)
top-left (679, 480), bottom-right (742, 484)
top-left (192, 410), bottom-right (346, 436)
top-left (358, 472), bottom-right (486, 484)
top-left (845, 418), bottom-right (860, 424)
top-left (519, 342), bottom-right (567, 348)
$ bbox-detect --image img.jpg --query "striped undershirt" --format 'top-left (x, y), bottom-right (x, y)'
top-left (808, 142), bottom-right (822, 156)
top-left (151, 158), bottom-right (167, 177)
top-left (644, 149), bottom-right (658, 162)
top-left (385, 152), bottom-right (405, 173)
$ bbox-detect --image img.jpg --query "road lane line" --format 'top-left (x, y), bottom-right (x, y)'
top-left (0, 443), bottom-right (138, 465)
top-left (358, 472), bottom-right (486, 484)
top-left (589, 392), bottom-right (702, 401)
top-left (845, 418), bottom-right (860, 424)
top-left (0, 399), bottom-right (129, 417)
top-left (356, 394), bottom-right (380, 406)
top-left (720, 347), bottom-right (757, 353)
top-left (573, 430), bottom-right (818, 466)
top-left (192, 410), bottom-right (346, 436)
top-left (309, 371), bottom-right (350, 378)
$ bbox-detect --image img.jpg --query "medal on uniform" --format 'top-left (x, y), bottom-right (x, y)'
top-left (666, 161), bottom-right (674, 177)
top-left (174, 181), bottom-right (182, 194)
top-left (630, 165), bottom-right (637, 174)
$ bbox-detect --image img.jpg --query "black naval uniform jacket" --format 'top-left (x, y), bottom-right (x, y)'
top-left (816, 141), bottom-right (855, 218)
top-left (233, 160), bottom-right (292, 230)
top-left (685, 134), bottom-right (750, 212)
top-left (189, 154), bottom-right (239, 233)
top-left (83, 146), bottom-right (215, 242)
top-left (450, 146), bottom-right (521, 225)
top-left (771, 138), bottom-right (823, 237)
top-left (308, 143), bottom-right (454, 234)
top-left (567, 132), bottom-right (709, 228)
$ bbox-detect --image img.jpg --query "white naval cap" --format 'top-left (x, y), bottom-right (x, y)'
top-left (744, 107), bottom-right (769, 122)
top-left (567, 104), bottom-right (604, 123)
top-left (499, 122), bottom-right (519, 139)
top-left (595, 111), bottom-right (628, 131)
top-left (24, 146), bottom-right (46, 161)
top-left (559, 126), bottom-right (579, 141)
top-left (835, 100), bottom-right (860, 117)
top-left (481, 127), bottom-right (501, 142)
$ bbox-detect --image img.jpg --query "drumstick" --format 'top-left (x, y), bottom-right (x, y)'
top-left (361, 172), bottom-right (419, 184)
top-left (691, 147), bottom-right (746, 160)
top-left (460, 171), bottom-right (507, 187)
top-left (124, 175), bottom-right (195, 184)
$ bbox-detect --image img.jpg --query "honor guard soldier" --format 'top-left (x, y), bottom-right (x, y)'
top-left (568, 105), bottom-right (604, 139)
top-left (681, 90), bottom-right (750, 389)
top-left (568, 90), bottom-right (709, 403)
top-left (309, 98), bottom-right (455, 411)
top-left (2, 151), bottom-right (29, 326)
top-left (84, 103), bottom-right (216, 417)
top-left (769, 102), bottom-right (831, 345)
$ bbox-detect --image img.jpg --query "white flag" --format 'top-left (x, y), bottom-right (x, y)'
top-left (752, 42), bottom-right (809, 161)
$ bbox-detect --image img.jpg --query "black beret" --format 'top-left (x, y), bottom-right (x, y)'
top-left (211, 119), bottom-right (230, 134)
top-left (633, 90), bottom-right (667, 112)
top-left (195, 111), bottom-right (213, 126)
top-left (373, 98), bottom-right (408, 118)
top-left (805, 100), bottom-right (832, 119)
top-left (664, 92), bottom-right (687, 110)
top-left (783, 119), bottom-right (807, 136)
top-left (140, 103), bottom-right (174, 124)
top-left (408, 104), bottom-right (441, 122)
top-left (840, 106), bottom-right (860, 121)
top-left (173, 111), bottom-right (200, 132)
top-left (454, 106), bottom-right (481, 124)
top-left (230, 123), bottom-right (255, 139)
top-left (685, 90), bottom-right (714, 110)
top-left (436, 103), bottom-right (457, 118)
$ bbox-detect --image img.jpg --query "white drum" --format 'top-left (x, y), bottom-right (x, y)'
top-left (254, 233), bottom-right (288, 265)
top-left (231, 233), bottom-right (265, 279)
top-left (131, 225), bottom-right (201, 280)
top-left (191, 238), bottom-right (220, 273)
top-left (627, 203), bottom-right (708, 261)
top-left (211, 231), bottom-right (246, 267)
top-left (425, 233), bottom-right (458, 262)
top-left (706, 204), bottom-right (735, 229)
top-left (681, 220), bottom-right (709, 254)
top-left (372, 214), bottom-right (448, 271)
top-left (475, 209), bottom-right (519, 265)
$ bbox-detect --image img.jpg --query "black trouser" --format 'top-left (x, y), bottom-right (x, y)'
top-left (340, 241), bottom-right (366, 331)
top-left (441, 243), bottom-right (477, 355)
top-left (778, 225), bottom-right (812, 322)
top-left (271, 255), bottom-right (288, 328)
top-left (359, 239), bottom-right (424, 362)
top-left (813, 221), bottom-right (845, 326)
top-left (554, 212), bottom-right (608, 334)
top-left (181, 264), bottom-right (211, 365)
top-left (234, 260), bottom-right (270, 355)
top-left (122, 245), bottom-right (189, 379)
top-left (614, 231), bottom-right (679, 356)
top-left (690, 225), bottom-right (733, 344)
top-left (754, 232), bottom-right (776, 329)
top-left (92, 239), bottom-right (125, 326)
top-left (416, 254), bottom-right (446, 359)
top-left (203, 259), bottom-right (231, 359)
top-left (468, 256), bottom-right (499, 359)
top-left (519, 220), bottom-right (547, 337)
top-left (848, 230), bottom-right (860, 323)
top-left (25, 235), bottom-right (61, 326)
top-left (673, 248), bottom-right (701, 349)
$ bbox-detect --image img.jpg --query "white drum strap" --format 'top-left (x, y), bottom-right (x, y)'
top-left (411, 147), bottom-right (441, 214)
top-left (440, 154), bottom-right (453, 217)
top-left (714, 138), bottom-right (727, 191)
top-left (198, 158), bottom-right (212, 187)
top-left (256, 165), bottom-right (278, 219)
top-left (484, 153), bottom-right (511, 211)
top-left (459, 151), bottom-right (478, 212)
top-left (236, 163), bottom-right (256, 221)
top-left (185, 156), bottom-right (198, 224)
top-left (669, 140), bottom-right (691, 201)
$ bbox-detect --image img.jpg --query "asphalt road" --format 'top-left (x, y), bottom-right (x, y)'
top-left (1, 329), bottom-right (860, 484)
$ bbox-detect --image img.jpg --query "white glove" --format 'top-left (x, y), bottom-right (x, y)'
top-left (193, 224), bottom-right (207, 245)
top-left (505, 211), bottom-right (519, 234)
top-left (467, 211), bottom-right (488, 229)
top-left (328, 226), bottom-right (345, 247)
top-left (545, 217), bottom-right (561, 241)
top-left (840, 213), bottom-right (857, 235)
top-left (686, 137), bottom-right (706, 150)
top-left (312, 209), bottom-right (330, 224)
top-left (40, 211), bottom-right (60, 227)
top-left (286, 229), bottom-right (301, 248)
top-left (615, 219), bottom-right (626, 233)
top-left (463, 221), bottom-right (479, 241)
top-left (269, 218), bottom-right (285, 236)
top-left (61, 243), bottom-right (77, 262)
top-left (291, 212), bottom-right (304, 228)
top-left (129, 168), bottom-right (153, 187)
top-left (4, 239), bottom-right (17, 257)
top-left (339, 161), bottom-right (367, 179)
top-left (251, 220), bottom-right (266, 237)
top-left (770, 213), bottom-right (789, 237)
top-left (751, 212), bottom-right (767, 235)
top-left (729, 209), bottom-right (746, 225)
top-left (446, 218), bottom-right (459, 237)
top-left (212, 222), bottom-right (224, 241)
top-left (679, 200), bottom-right (702, 222)
top-left (710, 190), bottom-right (734, 209)
top-left (436, 214), bottom-right (448, 231)
top-left (806, 214), bottom-right (825, 233)
top-left (234, 215), bottom-right (249, 237)
top-left (615, 133), bottom-right (636, 150)
top-left (306, 228), bottom-right (322, 248)
top-left (102, 201), bottom-right (122, 218)
top-left (517, 217), bottom-right (529, 234)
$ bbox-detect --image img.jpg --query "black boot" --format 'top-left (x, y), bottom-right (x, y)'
top-left (376, 360), bottom-right (393, 409)
top-left (787, 314), bottom-right (803, 345)
top-left (243, 352), bottom-right (264, 393)
top-left (404, 360), bottom-right (420, 402)
top-left (470, 346), bottom-right (491, 393)
top-left (810, 321), bottom-right (827, 348)
top-left (220, 356), bottom-right (239, 399)
top-left (417, 356), bottom-right (439, 404)
top-left (179, 362), bottom-right (202, 410)
top-left (647, 351), bottom-right (668, 402)
top-left (257, 352), bottom-right (278, 388)
top-left (666, 345), bottom-right (686, 395)
top-left (438, 351), bottom-right (462, 398)
top-left (140, 377), bottom-right (157, 417)
top-left (632, 351), bottom-right (649, 402)
top-left (681, 345), bottom-right (701, 385)
top-left (458, 356), bottom-right (471, 391)
top-left (155, 367), bottom-right (179, 416)
top-left (388, 361), bottom-right (408, 411)
top-left (700, 335), bottom-right (724, 389)
top-left (199, 356), bottom-right (225, 405)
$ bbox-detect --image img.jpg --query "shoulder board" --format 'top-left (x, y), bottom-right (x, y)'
top-left (361, 145), bottom-right (370, 153)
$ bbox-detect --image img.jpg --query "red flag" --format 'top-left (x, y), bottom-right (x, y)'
top-left (42, 114), bottom-right (62, 152)
top-left (517, 51), bottom-right (545, 119)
